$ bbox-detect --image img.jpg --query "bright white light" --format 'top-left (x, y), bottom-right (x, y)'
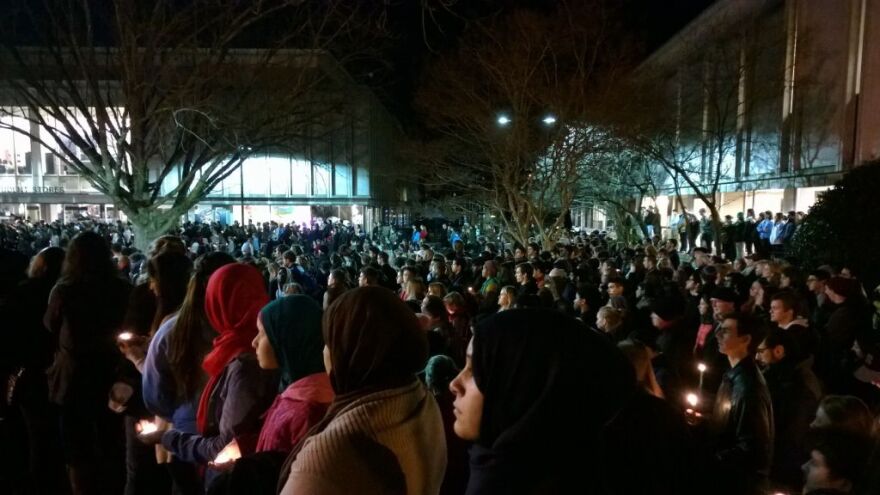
top-left (496, 115), bottom-right (511, 126)
top-left (697, 363), bottom-right (707, 373)
top-left (686, 393), bottom-right (699, 407)
top-left (542, 115), bottom-right (557, 125)
top-left (214, 439), bottom-right (242, 464)
top-left (137, 420), bottom-right (158, 435)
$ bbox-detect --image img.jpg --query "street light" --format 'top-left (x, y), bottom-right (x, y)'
top-left (542, 114), bottom-right (557, 125)
top-left (496, 114), bottom-right (511, 126)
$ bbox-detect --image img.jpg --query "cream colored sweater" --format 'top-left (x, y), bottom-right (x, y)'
top-left (279, 380), bottom-right (447, 495)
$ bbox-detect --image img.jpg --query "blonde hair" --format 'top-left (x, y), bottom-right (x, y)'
top-left (618, 340), bottom-right (664, 399)
top-left (406, 278), bottom-right (427, 301)
top-left (428, 282), bottom-right (447, 298)
top-left (597, 306), bottom-right (624, 330)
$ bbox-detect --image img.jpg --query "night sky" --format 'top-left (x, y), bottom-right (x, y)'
top-left (4, 0), bottom-right (718, 126)
top-left (376, 0), bottom-right (718, 127)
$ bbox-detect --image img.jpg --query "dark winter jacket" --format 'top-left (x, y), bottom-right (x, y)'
top-left (43, 277), bottom-right (132, 405)
top-left (709, 357), bottom-right (774, 495)
top-left (762, 358), bottom-right (822, 489)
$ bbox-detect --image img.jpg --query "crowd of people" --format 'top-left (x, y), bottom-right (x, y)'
top-left (1, 210), bottom-right (879, 495)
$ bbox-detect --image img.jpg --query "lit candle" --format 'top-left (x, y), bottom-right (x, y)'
top-left (697, 362), bottom-right (707, 391)
top-left (686, 393), bottom-right (699, 408)
top-left (137, 419), bottom-right (158, 435)
top-left (213, 439), bottom-right (241, 465)
top-left (118, 332), bottom-right (134, 342)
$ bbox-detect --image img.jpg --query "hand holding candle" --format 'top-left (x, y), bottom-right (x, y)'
top-left (117, 332), bottom-right (148, 370)
top-left (210, 439), bottom-right (241, 470)
top-left (135, 418), bottom-right (165, 445)
top-left (684, 391), bottom-right (703, 426)
top-left (136, 419), bottom-right (159, 435)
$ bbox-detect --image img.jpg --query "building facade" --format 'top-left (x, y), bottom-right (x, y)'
top-left (0, 51), bottom-right (408, 231)
top-left (574, 0), bottom-right (880, 231)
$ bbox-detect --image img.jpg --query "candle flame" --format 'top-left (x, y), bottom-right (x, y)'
top-left (137, 419), bottom-right (158, 435)
top-left (686, 393), bottom-right (699, 407)
top-left (119, 332), bottom-right (134, 341)
top-left (214, 439), bottom-right (241, 464)
top-left (697, 363), bottom-right (707, 373)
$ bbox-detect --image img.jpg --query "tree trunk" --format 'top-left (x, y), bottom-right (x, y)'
top-left (127, 208), bottom-right (183, 253)
top-left (609, 206), bottom-right (643, 245)
top-left (709, 207), bottom-right (723, 257)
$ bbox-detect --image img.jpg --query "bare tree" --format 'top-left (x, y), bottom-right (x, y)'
top-left (614, 7), bottom-right (835, 254)
top-left (0, 0), bottom-right (377, 249)
top-left (577, 144), bottom-right (667, 244)
top-left (410, 1), bottom-right (630, 249)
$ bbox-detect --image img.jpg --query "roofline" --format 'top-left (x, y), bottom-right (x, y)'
top-left (635, 0), bottom-right (782, 76)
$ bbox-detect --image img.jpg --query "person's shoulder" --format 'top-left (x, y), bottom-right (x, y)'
top-left (735, 362), bottom-right (770, 394)
top-left (227, 352), bottom-right (262, 375)
top-left (152, 314), bottom-right (179, 343)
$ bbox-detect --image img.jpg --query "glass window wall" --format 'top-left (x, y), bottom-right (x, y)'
top-left (291, 158), bottom-right (311, 196)
top-left (242, 156), bottom-right (270, 196)
top-left (313, 163), bottom-right (331, 196)
top-left (334, 163), bottom-right (351, 196)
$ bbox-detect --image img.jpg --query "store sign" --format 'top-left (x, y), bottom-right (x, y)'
top-left (0, 186), bottom-right (66, 193)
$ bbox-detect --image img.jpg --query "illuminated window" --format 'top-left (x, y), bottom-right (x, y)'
top-left (334, 163), bottom-right (351, 196)
top-left (313, 163), bottom-right (331, 196)
top-left (291, 158), bottom-right (311, 195)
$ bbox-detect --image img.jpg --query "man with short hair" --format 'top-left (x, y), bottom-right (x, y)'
top-left (692, 247), bottom-right (711, 269)
top-left (376, 251), bottom-right (398, 290)
top-left (605, 275), bottom-right (626, 299)
top-left (526, 242), bottom-right (540, 261)
top-left (757, 211), bottom-right (773, 256)
top-left (769, 290), bottom-right (818, 362)
top-left (802, 429), bottom-right (873, 494)
top-left (649, 297), bottom-right (690, 400)
top-left (274, 244), bottom-right (290, 263)
top-left (673, 209), bottom-right (689, 253)
top-left (513, 245), bottom-right (527, 265)
top-left (769, 212), bottom-right (786, 257)
top-left (272, 250), bottom-right (298, 298)
top-left (421, 295), bottom-right (452, 357)
top-left (427, 259), bottom-right (451, 288)
top-left (478, 260), bottom-right (499, 297)
top-left (448, 257), bottom-right (472, 294)
top-left (710, 312), bottom-right (774, 495)
top-left (807, 269), bottom-right (834, 337)
top-left (358, 266), bottom-right (380, 287)
top-left (699, 208), bottom-right (714, 252)
top-left (514, 262), bottom-right (538, 299)
top-left (756, 328), bottom-right (822, 490)
top-left (697, 287), bottom-right (739, 405)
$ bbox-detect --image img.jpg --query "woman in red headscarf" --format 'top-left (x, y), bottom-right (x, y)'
top-left (159, 263), bottom-right (278, 485)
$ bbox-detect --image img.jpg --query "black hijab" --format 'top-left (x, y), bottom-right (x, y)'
top-left (467, 308), bottom-right (637, 495)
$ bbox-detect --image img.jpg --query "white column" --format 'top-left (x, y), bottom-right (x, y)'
top-left (28, 108), bottom-right (43, 187)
